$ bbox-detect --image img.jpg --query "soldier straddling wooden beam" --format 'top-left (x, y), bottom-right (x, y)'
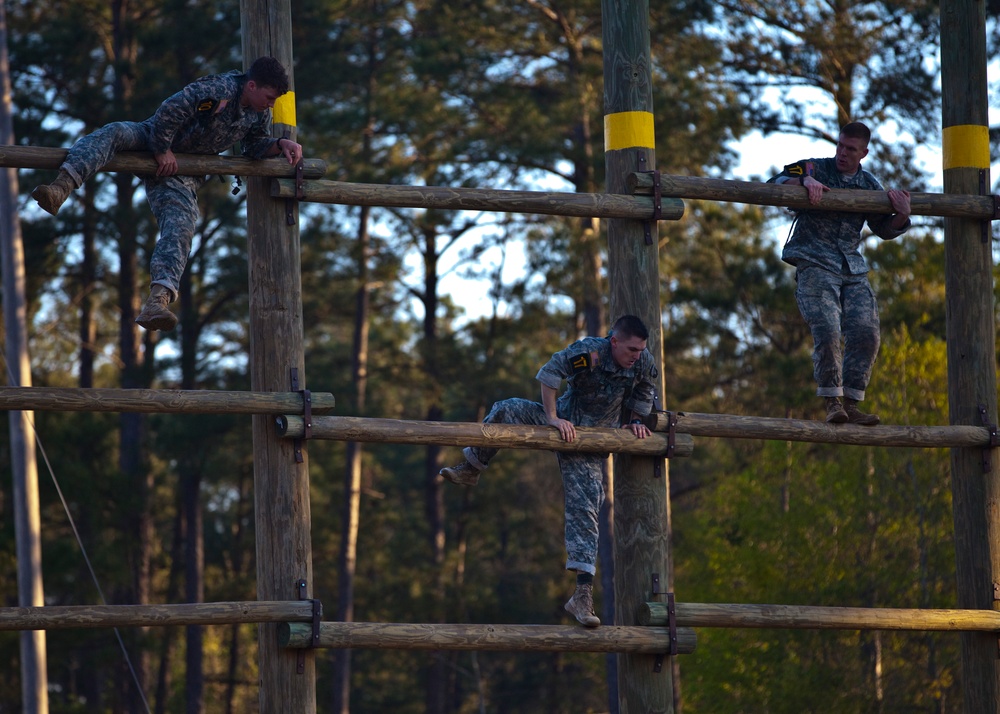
top-left (30, 57), bottom-right (303, 332)
top-left (440, 315), bottom-right (658, 627)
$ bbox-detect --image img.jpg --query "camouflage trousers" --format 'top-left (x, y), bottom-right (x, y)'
top-left (795, 265), bottom-right (880, 401)
top-left (463, 398), bottom-right (606, 575)
top-left (60, 121), bottom-right (206, 299)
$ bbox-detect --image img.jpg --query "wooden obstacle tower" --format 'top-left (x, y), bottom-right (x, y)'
top-left (0, 0), bottom-right (998, 712)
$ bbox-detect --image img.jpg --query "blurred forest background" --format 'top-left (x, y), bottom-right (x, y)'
top-left (1, 0), bottom-right (999, 712)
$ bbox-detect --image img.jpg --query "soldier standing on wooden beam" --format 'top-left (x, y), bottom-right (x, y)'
top-left (31, 56), bottom-right (302, 332)
top-left (768, 122), bottom-right (911, 426)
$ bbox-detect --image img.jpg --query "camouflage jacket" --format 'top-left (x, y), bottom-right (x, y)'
top-left (536, 336), bottom-right (658, 428)
top-left (143, 70), bottom-right (277, 159)
top-left (769, 156), bottom-right (910, 274)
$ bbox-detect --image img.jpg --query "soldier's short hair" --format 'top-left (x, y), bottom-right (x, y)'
top-left (840, 122), bottom-right (871, 145)
top-left (248, 57), bottom-right (290, 95)
top-left (611, 314), bottom-right (649, 341)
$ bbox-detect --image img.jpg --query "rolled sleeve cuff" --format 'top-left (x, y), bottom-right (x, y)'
top-left (535, 367), bottom-right (563, 390)
top-left (628, 397), bottom-right (654, 417)
top-left (888, 218), bottom-right (911, 237)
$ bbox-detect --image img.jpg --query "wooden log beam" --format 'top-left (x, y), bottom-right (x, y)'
top-left (628, 171), bottom-right (1000, 221)
top-left (0, 601), bottom-right (315, 631)
top-left (279, 621), bottom-right (696, 655)
top-left (0, 145), bottom-right (327, 179)
top-left (651, 410), bottom-right (991, 448)
top-left (0, 387), bottom-right (334, 415)
top-left (271, 178), bottom-right (685, 221)
top-left (640, 601), bottom-right (1000, 633)
top-left (275, 414), bottom-right (694, 458)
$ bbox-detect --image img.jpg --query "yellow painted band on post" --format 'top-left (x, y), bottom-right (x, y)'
top-left (604, 111), bottom-right (655, 151)
top-left (272, 92), bottom-right (296, 127)
top-left (942, 124), bottom-right (989, 170)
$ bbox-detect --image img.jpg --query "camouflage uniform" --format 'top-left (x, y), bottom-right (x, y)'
top-left (57, 70), bottom-right (279, 298)
top-left (770, 157), bottom-right (910, 400)
top-left (463, 336), bottom-right (658, 575)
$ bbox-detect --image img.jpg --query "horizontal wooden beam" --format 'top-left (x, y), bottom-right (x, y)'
top-left (0, 601), bottom-right (315, 631)
top-left (279, 621), bottom-right (696, 654)
top-left (641, 601), bottom-right (1000, 633)
top-left (272, 178), bottom-right (685, 221)
top-left (0, 387), bottom-right (334, 415)
top-left (0, 145), bottom-right (327, 179)
top-left (276, 414), bottom-right (694, 458)
top-left (628, 171), bottom-right (1000, 220)
top-left (652, 410), bottom-right (991, 448)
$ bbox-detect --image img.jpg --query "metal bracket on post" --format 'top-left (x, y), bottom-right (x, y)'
top-left (644, 170), bottom-right (662, 245)
top-left (639, 171), bottom-right (662, 246)
top-left (295, 579), bottom-right (323, 674)
top-left (667, 592), bottom-right (678, 656)
top-left (636, 152), bottom-right (661, 245)
top-left (651, 576), bottom-right (676, 672)
top-left (980, 170), bottom-right (991, 244)
top-left (285, 158), bottom-right (305, 226)
top-left (994, 582), bottom-right (1000, 657)
top-left (666, 410), bottom-right (678, 459)
top-left (978, 403), bottom-right (998, 472)
top-left (290, 368), bottom-right (312, 463)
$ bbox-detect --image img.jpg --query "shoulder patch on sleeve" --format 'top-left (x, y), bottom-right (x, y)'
top-left (569, 351), bottom-right (598, 374)
top-left (783, 161), bottom-right (813, 177)
top-left (196, 99), bottom-right (218, 114)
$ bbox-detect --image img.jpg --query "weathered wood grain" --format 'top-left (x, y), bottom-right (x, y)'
top-left (271, 178), bottom-right (684, 220)
top-left (0, 145), bottom-right (326, 178)
top-left (276, 414), bottom-right (694, 458)
top-left (0, 601), bottom-right (314, 631)
top-left (640, 601), bottom-right (1000, 632)
top-left (628, 171), bottom-right (999, 220)
top-left (240, 8), bottom-right (317, 708)
top-left (0, 387), bottom-right (333, 414)
top-left (652, 410), bottom-right (992, 448)
top-left (941, 0), bottom-right (1000, 708)
top-left (279, 621), bottom-right (696, 655)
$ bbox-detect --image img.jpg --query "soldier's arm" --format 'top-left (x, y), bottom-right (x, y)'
top-left (262, 136), bottom-right (302, 164)
top-left (541, 383), bottom-right (575, 443)
top-left (867, 187), bottom-right (911, 239)
top-left (147, 86), bottom-right (199, 155)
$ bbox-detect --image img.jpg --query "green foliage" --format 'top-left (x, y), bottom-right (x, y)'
top-left (675, 328), bottom-right (962, 712)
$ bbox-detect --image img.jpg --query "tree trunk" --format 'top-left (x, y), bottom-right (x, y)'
top-left (421, 231), bottom-right (448, 714)
top-left (79, 186), bottom-right (97, 388)
top-left (333, 203), bottom-right (373, 714)
top-left (0, 4), bottom-right (49, 709)
top-left (154, 498), bottom-right (185, 714)
top-left (107, 5), bottom-right (150, 708)
top-left (224, 467), bottom-right (252, 714)
top-left (117, 174), bottom-right (151, 714)
top-left (178, 267), bottom-right (205, 714)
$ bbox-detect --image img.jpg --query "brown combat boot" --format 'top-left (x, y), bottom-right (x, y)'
top-left (135, 285), bottom-right (178, 331)
top-left (31, 171), bottom-right (77, 215)
top-left (439, 461), bottom-right (480, 486)
top-left (564, 583), bottom-right (601, 627)
top-left (844, 399), bottom-right (880, 426)
top-left (825, 397), bottom-right (848, 424)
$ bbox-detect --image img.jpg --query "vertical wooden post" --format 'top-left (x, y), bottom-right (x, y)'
top-left (0, 3), bottom-right (49, 711)
top-left (601, 1), bottom-right (674, 712)
top-left (240, 4), bottom-right (316, 711)
top-left (940, 1), bottom-right (1000, 711)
